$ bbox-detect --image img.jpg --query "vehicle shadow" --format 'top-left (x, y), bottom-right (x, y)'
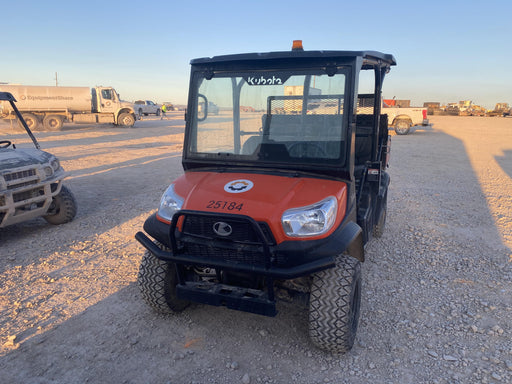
top-left (360, 122), bottom-right (512, 381)
top-left (496, 149), bottom-right (512, 180)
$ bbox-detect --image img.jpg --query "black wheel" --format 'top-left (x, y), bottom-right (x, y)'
top-left (394, 119), bottom-right (411, 135)
top-left (156, 109), bottom-right (161, 116)
top-left (0, 140), bottom-right (11, 148)
top-left (138, 109), bottom-right (143, 119)
top-left (118, 113), bottom-right (135, 127)
top-left (138, 242), bottom-right (190, 313)
top-left (309, 254), bottom-right (361, 353)
top-left (43, 185), bottom-right (77, 225)
top-left (19, 113), bottom-right (40, 131)
top-left (43, 115), bottom-right (64, 131)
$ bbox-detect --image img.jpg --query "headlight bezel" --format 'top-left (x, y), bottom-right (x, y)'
top-left (281, 196), bottom-right (338, 238)
top-left (157, 184), bottom-right (184, 223)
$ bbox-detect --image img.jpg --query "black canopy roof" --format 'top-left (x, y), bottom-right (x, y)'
top-left (191, 49), bottom-right (396, 69)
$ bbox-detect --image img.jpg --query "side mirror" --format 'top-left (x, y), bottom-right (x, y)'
top-left (197, 94), bottom-right (207, 122)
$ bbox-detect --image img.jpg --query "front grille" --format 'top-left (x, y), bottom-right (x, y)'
top-left (182, 215), bottom-right (275, 244)
top-left (4, 169), bottom-right (36, 182)
top-left (2, 168), bottom-right (39, 190)
top-left (173, 212), bottom-right (278, 268)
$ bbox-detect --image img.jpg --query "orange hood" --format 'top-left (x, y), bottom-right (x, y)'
top-left (171, 171), bottom-right (347, 243)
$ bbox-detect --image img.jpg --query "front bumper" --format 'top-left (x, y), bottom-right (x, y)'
top-left (136, 229), bottom-right (335, 280)
top-left (136, 210), bottom-right (362, 279)
top-left (0, 177), bottom-right (64, 228)
top-left (136, 210), bottom-right (362, 316)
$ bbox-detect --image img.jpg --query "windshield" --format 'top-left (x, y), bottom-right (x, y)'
top-left (187, 70), bottom-right (348, 168)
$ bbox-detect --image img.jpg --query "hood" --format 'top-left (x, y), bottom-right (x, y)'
top-left (0, 147), bottom-right (55, 170)
top-left (173, 171), bottom-right (347, 242)
top-left (120, 100), bottom-right (136, 110)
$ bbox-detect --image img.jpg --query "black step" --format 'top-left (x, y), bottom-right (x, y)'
top-left (177, 281), bottom-right (277, 317)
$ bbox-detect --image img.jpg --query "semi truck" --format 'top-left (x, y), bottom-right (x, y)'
top-left (0, 85), bottom-right (137, 131)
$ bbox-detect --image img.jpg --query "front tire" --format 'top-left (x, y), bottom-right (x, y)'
top-left (309, 254), bottom-right (361, 353)
top-left (138, 242), bottom-right (190, 313)
top-left (118, 113), bottom-right (136, 127)
top-left (43, 185), bottom-right (77, 225)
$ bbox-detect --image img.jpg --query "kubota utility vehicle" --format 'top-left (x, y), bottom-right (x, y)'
top-left (135, 41), bottom-right (395, 353)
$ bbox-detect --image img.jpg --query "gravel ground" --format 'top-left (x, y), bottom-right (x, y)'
top-left (0, 115), bottom-right (511, 384)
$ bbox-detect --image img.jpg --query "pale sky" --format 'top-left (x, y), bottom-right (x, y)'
top-left (3, 0), bottom-right (511, 109)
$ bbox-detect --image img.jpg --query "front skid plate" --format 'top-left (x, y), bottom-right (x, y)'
top-left (177, 281), bottom-right (277, 317)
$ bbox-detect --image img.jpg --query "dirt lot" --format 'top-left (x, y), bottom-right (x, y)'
top-left (1, 115), bottom-right (511, 384)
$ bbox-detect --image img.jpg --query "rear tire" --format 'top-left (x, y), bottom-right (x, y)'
top-left (19, 113), bottom-right (40, 131)
top-left (309, 254), bottom-right (361, 353)
top-left (43, 115), bottom-right (64, 131)
top-left (156, 109), bottom-right (161, 116)
top-left (138, 242), bottom-right (190, 313)
top-left (43, 185), bottom-right (77, 225)
top-left (394, 119), bottom-right (411, 135)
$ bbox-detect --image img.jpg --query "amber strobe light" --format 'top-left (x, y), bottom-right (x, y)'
top-left (292, 40), bottom-right (304, 51)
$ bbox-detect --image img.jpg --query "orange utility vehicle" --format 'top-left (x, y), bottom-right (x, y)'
top-left (135, 41), bottom-right (395, 353)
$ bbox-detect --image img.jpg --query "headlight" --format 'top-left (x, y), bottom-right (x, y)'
top-left (43, 166), bottom-right (53, 177)
top-left (282, 196), bottom-right (337, 237)
top-left (157, 184), bottom-right (184, 222)
top-left (51, 158), bottom-right (60, 171)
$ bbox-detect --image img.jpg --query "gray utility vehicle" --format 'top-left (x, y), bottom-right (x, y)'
top-left (135, 41), bottom-right (395, 353)
top-left (0, 92), bottom-right (77, 228)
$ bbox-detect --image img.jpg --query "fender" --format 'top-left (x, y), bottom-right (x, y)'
top-left (391, 114), bottom-right (412, 125)
top-left (143, 212), bottom-right (171, 247)
top-left (313, 220), bottom-right (365, 262)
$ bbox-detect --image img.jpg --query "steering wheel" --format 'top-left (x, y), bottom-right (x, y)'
top-left (0, 140), bottom-right (12, 148)
top-left (288, 142), bottom-right (327, 158)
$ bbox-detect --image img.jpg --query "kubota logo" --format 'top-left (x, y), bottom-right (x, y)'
top-left (213, 222), bottom-right (232, 236)
top-left (224, 179), bottom-right (254, 193)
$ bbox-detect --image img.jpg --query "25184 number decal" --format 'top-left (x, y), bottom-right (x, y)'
top-left (206, 200), bottom-right (244, 211)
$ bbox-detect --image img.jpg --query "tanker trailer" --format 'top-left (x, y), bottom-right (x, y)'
top-left (0, 85), bottom-right (137, 131)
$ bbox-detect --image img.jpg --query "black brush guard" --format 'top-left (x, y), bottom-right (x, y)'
top-left (135, 210), bottom-right (336, 317)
